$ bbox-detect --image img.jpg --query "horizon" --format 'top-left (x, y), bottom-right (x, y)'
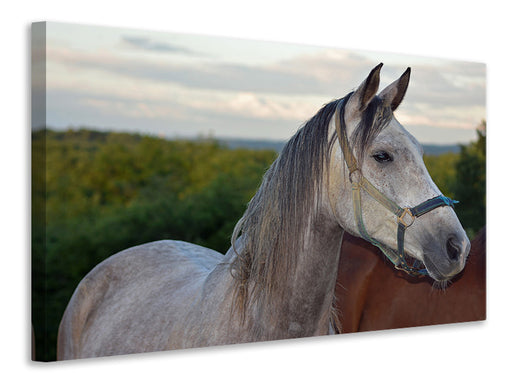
top-left (36, 125), bottom-right (470, 152)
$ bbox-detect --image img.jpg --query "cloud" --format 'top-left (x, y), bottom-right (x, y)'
top-left (47, 42), bottom-right (485, 112)
top-left (46, 44), bottom-right (365, 96)
top-left (121, 35), bottom-right (201, 55)
top-left (45, 88), bottom-right (303, 140)
top-left (271, 49), bottom-right (377, 89)
top-left (406, 63), bottom-right (486, 108)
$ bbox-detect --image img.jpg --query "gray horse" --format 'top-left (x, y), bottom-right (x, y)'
top-left (57, 64), bottom-right (470, 360)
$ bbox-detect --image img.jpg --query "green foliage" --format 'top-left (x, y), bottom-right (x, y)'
top-left (452, 122), bottom-right (486, 238)
top-left (423, 123), bottom-right (486, 238)
top-left (31, 128), bottom-right (276, 361)
top-left (424, 152), bottom-right (459, 198)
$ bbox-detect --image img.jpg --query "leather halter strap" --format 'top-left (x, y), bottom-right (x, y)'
top-left (334, 100), bottom-right (458, 276)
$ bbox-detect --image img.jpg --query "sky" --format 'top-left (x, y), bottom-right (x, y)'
top-left (36, 21), bottom-right (486, 145)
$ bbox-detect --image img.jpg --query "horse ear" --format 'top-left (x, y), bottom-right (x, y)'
top-left (345, 63), bottom-right (383, 118)
top-left (379, 67), bottom-right (411, 111)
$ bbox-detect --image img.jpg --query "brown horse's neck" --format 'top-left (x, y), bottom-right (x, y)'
top-left (467, 227), bottom-right (486, 272)
top-left (336, 228), bottom-right (486, 333)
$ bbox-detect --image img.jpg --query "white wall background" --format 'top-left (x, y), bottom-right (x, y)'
top-left (3, 1), bottom-right (509, 382)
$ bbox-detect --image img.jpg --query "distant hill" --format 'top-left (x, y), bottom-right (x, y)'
top-left (218, 138), bottom-right (286, 153)
top-left (37, 127), bottom-right (461, 156)
top-left (219, 137), bottom-right (460, 156)
top-left (423, 144), bottom-right (460, 156)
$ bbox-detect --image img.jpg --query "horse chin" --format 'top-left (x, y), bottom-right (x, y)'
top-left (380, 245), bottom-right (453, 282)
top-left (422, 254), bottom-right (459, 282)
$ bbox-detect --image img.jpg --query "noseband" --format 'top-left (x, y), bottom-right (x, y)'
top-left (334, 100), bottom-right (458, 276)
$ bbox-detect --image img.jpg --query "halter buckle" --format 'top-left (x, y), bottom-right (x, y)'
top-left (397, 208), bottom-right (415, 227)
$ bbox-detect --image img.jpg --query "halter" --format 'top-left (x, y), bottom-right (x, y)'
top-left (334, 100), bottom-right (458, 277)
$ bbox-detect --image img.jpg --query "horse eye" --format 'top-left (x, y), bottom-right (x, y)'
top-left (372, 151), bottom-right (393, 163)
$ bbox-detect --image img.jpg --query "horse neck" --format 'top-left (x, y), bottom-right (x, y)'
top-left (250, 209), bottom-right (344, 338)
top-left (289, 212), bottom-right (344, 334)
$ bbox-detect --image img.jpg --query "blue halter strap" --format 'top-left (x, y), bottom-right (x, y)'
top-left (334, 100), bottom-right (459, 277)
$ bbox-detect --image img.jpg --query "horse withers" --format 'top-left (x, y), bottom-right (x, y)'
top-left (57, 64), bottom-right (470, 359)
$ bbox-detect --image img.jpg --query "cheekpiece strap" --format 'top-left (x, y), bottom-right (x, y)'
top-left (334, 101), bottom-right (359, 175)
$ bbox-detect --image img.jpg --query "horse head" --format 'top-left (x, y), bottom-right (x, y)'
top-left (327, 64), bottom-right (470, 281)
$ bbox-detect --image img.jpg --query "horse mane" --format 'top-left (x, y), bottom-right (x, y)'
top-left (229, 91), bottom-right (393, 321)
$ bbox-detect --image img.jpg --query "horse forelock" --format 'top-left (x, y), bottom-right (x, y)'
top-left (346, 94), bottom-right (393, 164)
top-left (229, 98), bottom-right (341, 320)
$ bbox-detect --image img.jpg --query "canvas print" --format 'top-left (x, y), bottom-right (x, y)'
top-left (31, 22), bottom-right (486, 362)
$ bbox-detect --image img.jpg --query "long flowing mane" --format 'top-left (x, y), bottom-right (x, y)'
top-left (229, 99), bottom-right (339, 317)
top-left (350, 94), bottom-right (393, 163)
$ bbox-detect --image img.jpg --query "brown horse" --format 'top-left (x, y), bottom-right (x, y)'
top-left (335, 227), bottom-right (485, 333)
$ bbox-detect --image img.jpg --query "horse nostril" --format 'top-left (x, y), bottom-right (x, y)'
top-left (446, 237), bottom-right (461, 261)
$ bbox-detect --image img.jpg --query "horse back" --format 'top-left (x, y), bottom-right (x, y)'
top-left (57, 240), bottom-right (225, 360)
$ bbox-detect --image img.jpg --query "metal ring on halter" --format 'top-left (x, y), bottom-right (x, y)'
top-left (397, 208), bottom-right (415, 227)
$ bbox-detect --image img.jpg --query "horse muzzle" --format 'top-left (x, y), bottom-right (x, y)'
top-left (422, 232), bottom-right (470, 281)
